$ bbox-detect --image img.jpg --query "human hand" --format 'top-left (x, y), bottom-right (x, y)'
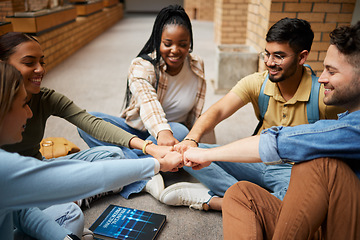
top-left (174, 138), bottom-right (198, 154)
top-left (183, 147), bottom-right (211, 170)
top-left (157, 130), bottom-right (179, 146)
top-left (158, 150), bottom-right (183, 172)
top-left (147, 144), bottom-right (173, 160)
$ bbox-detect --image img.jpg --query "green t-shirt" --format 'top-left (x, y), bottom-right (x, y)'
top-left (2, 87), bottom-right (135, 159)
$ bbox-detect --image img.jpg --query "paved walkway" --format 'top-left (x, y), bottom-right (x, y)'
top-left (42, 13), bottom-right (257, 239)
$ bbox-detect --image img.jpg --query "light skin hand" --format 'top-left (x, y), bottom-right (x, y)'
top-left (128, 136), bottom-right (173, 160)
top-left (146, 144), bottom-right (173, 160)
top-left (183, 135), bottom-right (262, 170)
top-left (158, 150), bottom-right (183, 172)
top-left (183, 147), bottom-right (211, 170)
top-left (174, 140), bottom-right (197, 154)
top-left (157, 130), bottom-right (179, 146)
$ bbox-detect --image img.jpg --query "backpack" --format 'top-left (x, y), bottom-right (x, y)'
top-left (253, 64), bottom-right (320, 135)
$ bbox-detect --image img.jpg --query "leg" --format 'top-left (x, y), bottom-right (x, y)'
top-left (54, 146), bottom-right (143, 201)
top-left (42, 203), bottom-right (84, 238)
top-left (223, 181), bottom-right (281, 240)
top-left (183, 162), bottom-right (239, 197)
top-left (54, 145), bottom-right (126, 162)
top-left (13, 207), bottom-right (77, 239)
top-left (273, 158), bottom-right (360, 240)
top-left (164, 144), bottom-right (268, 210)
top-left (185, 143), bottom-right (267, 197)
top-left (168, 122), bottom-right (189, 141)
top-left (263, 163), bottom-right (292, 200)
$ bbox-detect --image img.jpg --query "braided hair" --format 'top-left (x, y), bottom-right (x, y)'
top-left (124, 4), bottom-right (193, 108)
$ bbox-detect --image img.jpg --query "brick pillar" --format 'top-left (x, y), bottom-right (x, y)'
top-left (214, 0), bottom-right (248, 45)
top-left (214, 0), bottom-right (271, 50)
top-left (184, 0), bottom-right (215, 21)
top-left (0, 0), bottom-right (26, 22)
top-left (11, 0), bottom-right (26, 12)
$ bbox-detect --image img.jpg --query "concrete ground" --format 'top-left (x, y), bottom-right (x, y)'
top-left (42, 13), bottom-right (258, 239)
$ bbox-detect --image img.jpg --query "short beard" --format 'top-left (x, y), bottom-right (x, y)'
top-left (269, 71), bottom-right (286, 83)
top-left (268, 57), bottom-right (298, 83)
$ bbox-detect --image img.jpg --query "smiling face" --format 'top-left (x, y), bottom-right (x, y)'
top-left (318, 44), bottom-right (360, 112)
top-left (160, 24), bottom-right (191, 76)
top-left (7, 41), bottom-right (45, 99)
top-left (264, 42), bottom-right (302, 83)
top-left (0, 84), bottom-right (33, 146)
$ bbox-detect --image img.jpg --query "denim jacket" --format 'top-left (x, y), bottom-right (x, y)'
top-left (259, 110), bottom-right (360, 178)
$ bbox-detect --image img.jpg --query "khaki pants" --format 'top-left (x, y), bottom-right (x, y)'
top-left (223, 158), bottom-right (360, 240)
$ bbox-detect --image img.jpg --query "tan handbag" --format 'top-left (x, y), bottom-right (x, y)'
top-left (40, 137), bottom-right (80, 159)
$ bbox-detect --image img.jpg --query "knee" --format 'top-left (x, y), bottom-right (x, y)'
top-left (169, 122), bottom-right (189, 138)
top-left (67, 203), bottom-right (84, 221)
top-left (224, 181), bottom-right (254, 206)
top-left (65, 203), bottom-right (84, 238)
top-left (91, 146), bottom-right (125, 159)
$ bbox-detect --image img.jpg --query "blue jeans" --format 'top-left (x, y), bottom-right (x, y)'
top-left (13, 203), bottom-right (83, 239)
top-left (184, 143), bottom-right (292, 200)
top-left (77, 111), bottom-right (189, 198)
top-left (38, 146), bottom-right (125, 238)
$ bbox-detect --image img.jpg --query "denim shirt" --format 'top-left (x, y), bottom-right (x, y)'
top-left (259, 110), bottom-right (360, 178)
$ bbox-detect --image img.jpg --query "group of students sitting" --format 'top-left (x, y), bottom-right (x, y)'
top-left (0, 4), bottom-right (359, 240)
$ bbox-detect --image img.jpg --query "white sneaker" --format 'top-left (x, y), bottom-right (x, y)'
top-left (143, 173), bottom-right (165, 200)
top-left (159, 182), bottom-right (211, 210)
top-left (82, 228), bottom-right (94, 240)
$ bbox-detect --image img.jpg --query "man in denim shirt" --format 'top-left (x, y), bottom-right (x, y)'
top-left (183, 22), bottom-right (360, 239)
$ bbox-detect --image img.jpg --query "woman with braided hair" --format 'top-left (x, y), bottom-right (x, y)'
top-left (79, 4), bottom-right (207, 199)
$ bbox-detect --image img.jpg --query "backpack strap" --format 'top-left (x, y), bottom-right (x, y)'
top-left (304, 64), bottom-right (320, 124)
top-left (253, 65), bottom-right (320, 135)
top-left (252, 75), bottom-right (269, 135)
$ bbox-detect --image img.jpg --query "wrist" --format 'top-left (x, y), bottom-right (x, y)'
top-left (142, 140), bottom-right (153, 155)
top-left (153, 158), bottom-right (160, 174)
top-left (183, 138), bottom-right (199, 147)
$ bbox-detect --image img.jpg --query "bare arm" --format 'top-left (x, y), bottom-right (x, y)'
top-left (128, 137), bottom-right (180, 172)
top-left (175, 92), bottom-right (246, 152)
top-left (183, 135), bottom-right (261, 170)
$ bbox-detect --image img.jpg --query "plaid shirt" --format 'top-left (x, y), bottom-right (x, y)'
top-left (121, 52), bottom-right (206, 138)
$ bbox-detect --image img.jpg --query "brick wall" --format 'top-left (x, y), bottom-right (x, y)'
top-left (213, 0), bottom-right (271, 47)
top-left (35, 4), bottom-right (123, 71)
top-left (270, 0), bottom-right (356, 74)
top-left (0, 0), bottom-right (25, 22)
top-left (211, 0), bottom-right (356, 74)
top-left (247, 0), bottom-right (271, 52)
top-left (214, 0), bottom-right (248, 45)
top-left (0, 0), bottom-right (71, 21)
top-left (0, 1), bottom-right (13, 22)
top-left (26, 0), bottom-right (49, 11)
top-left (184, 0), bottom-right (214, 21)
